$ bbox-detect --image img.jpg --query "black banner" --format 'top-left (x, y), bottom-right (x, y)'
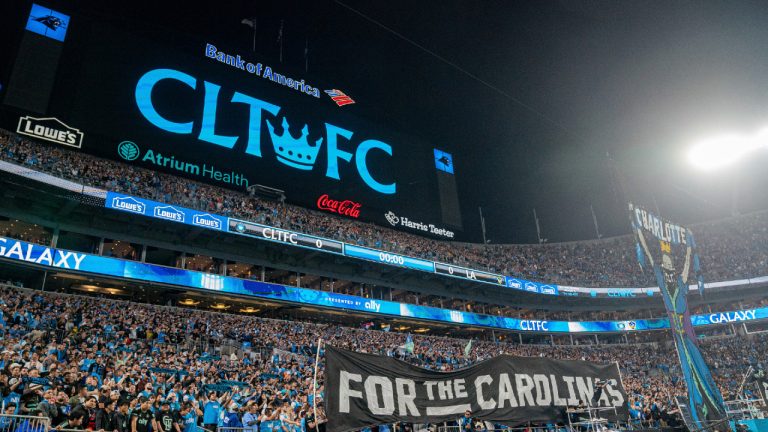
top-left (325, 346), bottom-right (628, 432)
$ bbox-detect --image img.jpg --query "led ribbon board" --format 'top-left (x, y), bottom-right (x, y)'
top-left (0, 236), bottom-right (765, 334)
top-left (102, 191), bottom-right (767, 299)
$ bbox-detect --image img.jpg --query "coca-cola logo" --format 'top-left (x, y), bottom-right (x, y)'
top-left (316, 194), bottom-right (362, 218)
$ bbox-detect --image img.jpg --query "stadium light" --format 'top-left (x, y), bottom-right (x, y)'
top-left (688, 127), bottom-right (768, 170)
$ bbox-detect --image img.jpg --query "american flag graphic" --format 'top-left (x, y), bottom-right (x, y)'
top-left (324, 89), bottom-right (355, 107)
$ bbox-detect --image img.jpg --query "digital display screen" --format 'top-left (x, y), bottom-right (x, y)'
top-left (433, 149), bottom-right (454, 174)
top-left (25, 4), bottom-right (70, 42)
top-left (7, 18), bottom-right (459, 238)
top-left (228, 218), bottom-right (344, 255)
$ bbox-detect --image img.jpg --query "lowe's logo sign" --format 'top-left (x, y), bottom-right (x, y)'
top-left (540, 285), bottom-right (557, 295)
top-left (135, 68), bottom-right (396, 194)
top-left (112, 196), bottom-right (146, 214)
top-left (154, 205), bottom-right (184, 222)
top-left (192, 213), bottom-right (222, 229)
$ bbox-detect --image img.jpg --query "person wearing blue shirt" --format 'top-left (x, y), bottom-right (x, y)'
top-left (458, 410), bottom-right (475, 432)
top-left (140, 383), bottom-right (155, 399)
top-left (180, 402), bottom-right (202, 432)
top-left (202, 392), bottom-right (221, 432)
top-left (221, 403), bottom-right (242, 429)
top-left (242, 403), bottom-right (260, 432)
top-left (3, 392), bottom-right (20, 415)
top-left (80, 353), bottom-right (96, 372)
top-left (0, 404), bottom-right (17, 429)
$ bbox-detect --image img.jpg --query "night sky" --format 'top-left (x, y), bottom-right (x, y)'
top-left (4, 0), bottom-right (768, 243)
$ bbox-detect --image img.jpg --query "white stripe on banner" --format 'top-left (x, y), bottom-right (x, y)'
top-left (0, 159), bottom-right (106, 198)
top-left (425, 404), bottom-right (471, 416)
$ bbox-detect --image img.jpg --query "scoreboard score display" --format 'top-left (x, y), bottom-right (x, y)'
top-left (0, 5), bottom-right (462, 239)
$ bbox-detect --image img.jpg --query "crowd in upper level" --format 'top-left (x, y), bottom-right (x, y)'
top-left (1, 129), bottom-right (767, 289)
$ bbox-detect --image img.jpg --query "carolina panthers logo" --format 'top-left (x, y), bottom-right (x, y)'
top-left (34, 15), bottom-right (67, 32)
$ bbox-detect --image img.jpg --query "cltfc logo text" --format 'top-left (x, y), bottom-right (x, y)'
top-left (135, 68), bottom-right (395, 194)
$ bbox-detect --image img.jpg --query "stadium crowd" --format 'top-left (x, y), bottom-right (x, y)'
top-left (1, 130), bottom-right (767, 289)
top-left (0, 285), bottom-right (766, 432)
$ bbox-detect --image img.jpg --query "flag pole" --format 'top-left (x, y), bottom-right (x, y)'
top-left (278, 20), bottom-right (284, 63)
top-left (313, 338), bottom-right (323, 432)
top-left (736, 365), bottom-right (753, 399)
top-left (252, 18), bottom-right (257, 52)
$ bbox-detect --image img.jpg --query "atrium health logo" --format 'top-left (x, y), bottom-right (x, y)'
top-left (118, 141), bottom-right (140, 161)
top-left (134, 68), bottom-right (396, 194)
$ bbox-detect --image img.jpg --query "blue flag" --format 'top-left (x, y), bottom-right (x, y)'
top-left (404, 334), bottom-right (414, 354)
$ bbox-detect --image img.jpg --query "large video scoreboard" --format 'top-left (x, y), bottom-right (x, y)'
top-left (0, 3), bottom-right (462, 239)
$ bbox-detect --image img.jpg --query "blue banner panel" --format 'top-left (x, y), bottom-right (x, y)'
top-left (105, 192), bottom-right (227, 232)
top-left (505, 277), bottom-right (559, 296)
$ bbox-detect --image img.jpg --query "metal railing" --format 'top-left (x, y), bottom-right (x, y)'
top-left (726, 399), bottom-right (766, 420)
top-left (219, 427), bottom-right (249, 432)
top-left (437, 427), bottom-right (553, 432)
top-left (0, 414), bottom-right (50, 432)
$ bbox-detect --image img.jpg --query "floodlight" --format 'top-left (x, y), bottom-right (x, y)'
top-left (688, 127), bottom-right (768, 170)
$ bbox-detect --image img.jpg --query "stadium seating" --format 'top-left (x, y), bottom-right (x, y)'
top-left (0, 129), bottom-right (766, 289)
top-left (1, 129), bottom-right (767, 431)
top-left (0, 284), bottom-right (765, 430)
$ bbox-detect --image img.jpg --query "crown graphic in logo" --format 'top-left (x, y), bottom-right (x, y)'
top-left (266, 117), bottom-right (322, 170)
